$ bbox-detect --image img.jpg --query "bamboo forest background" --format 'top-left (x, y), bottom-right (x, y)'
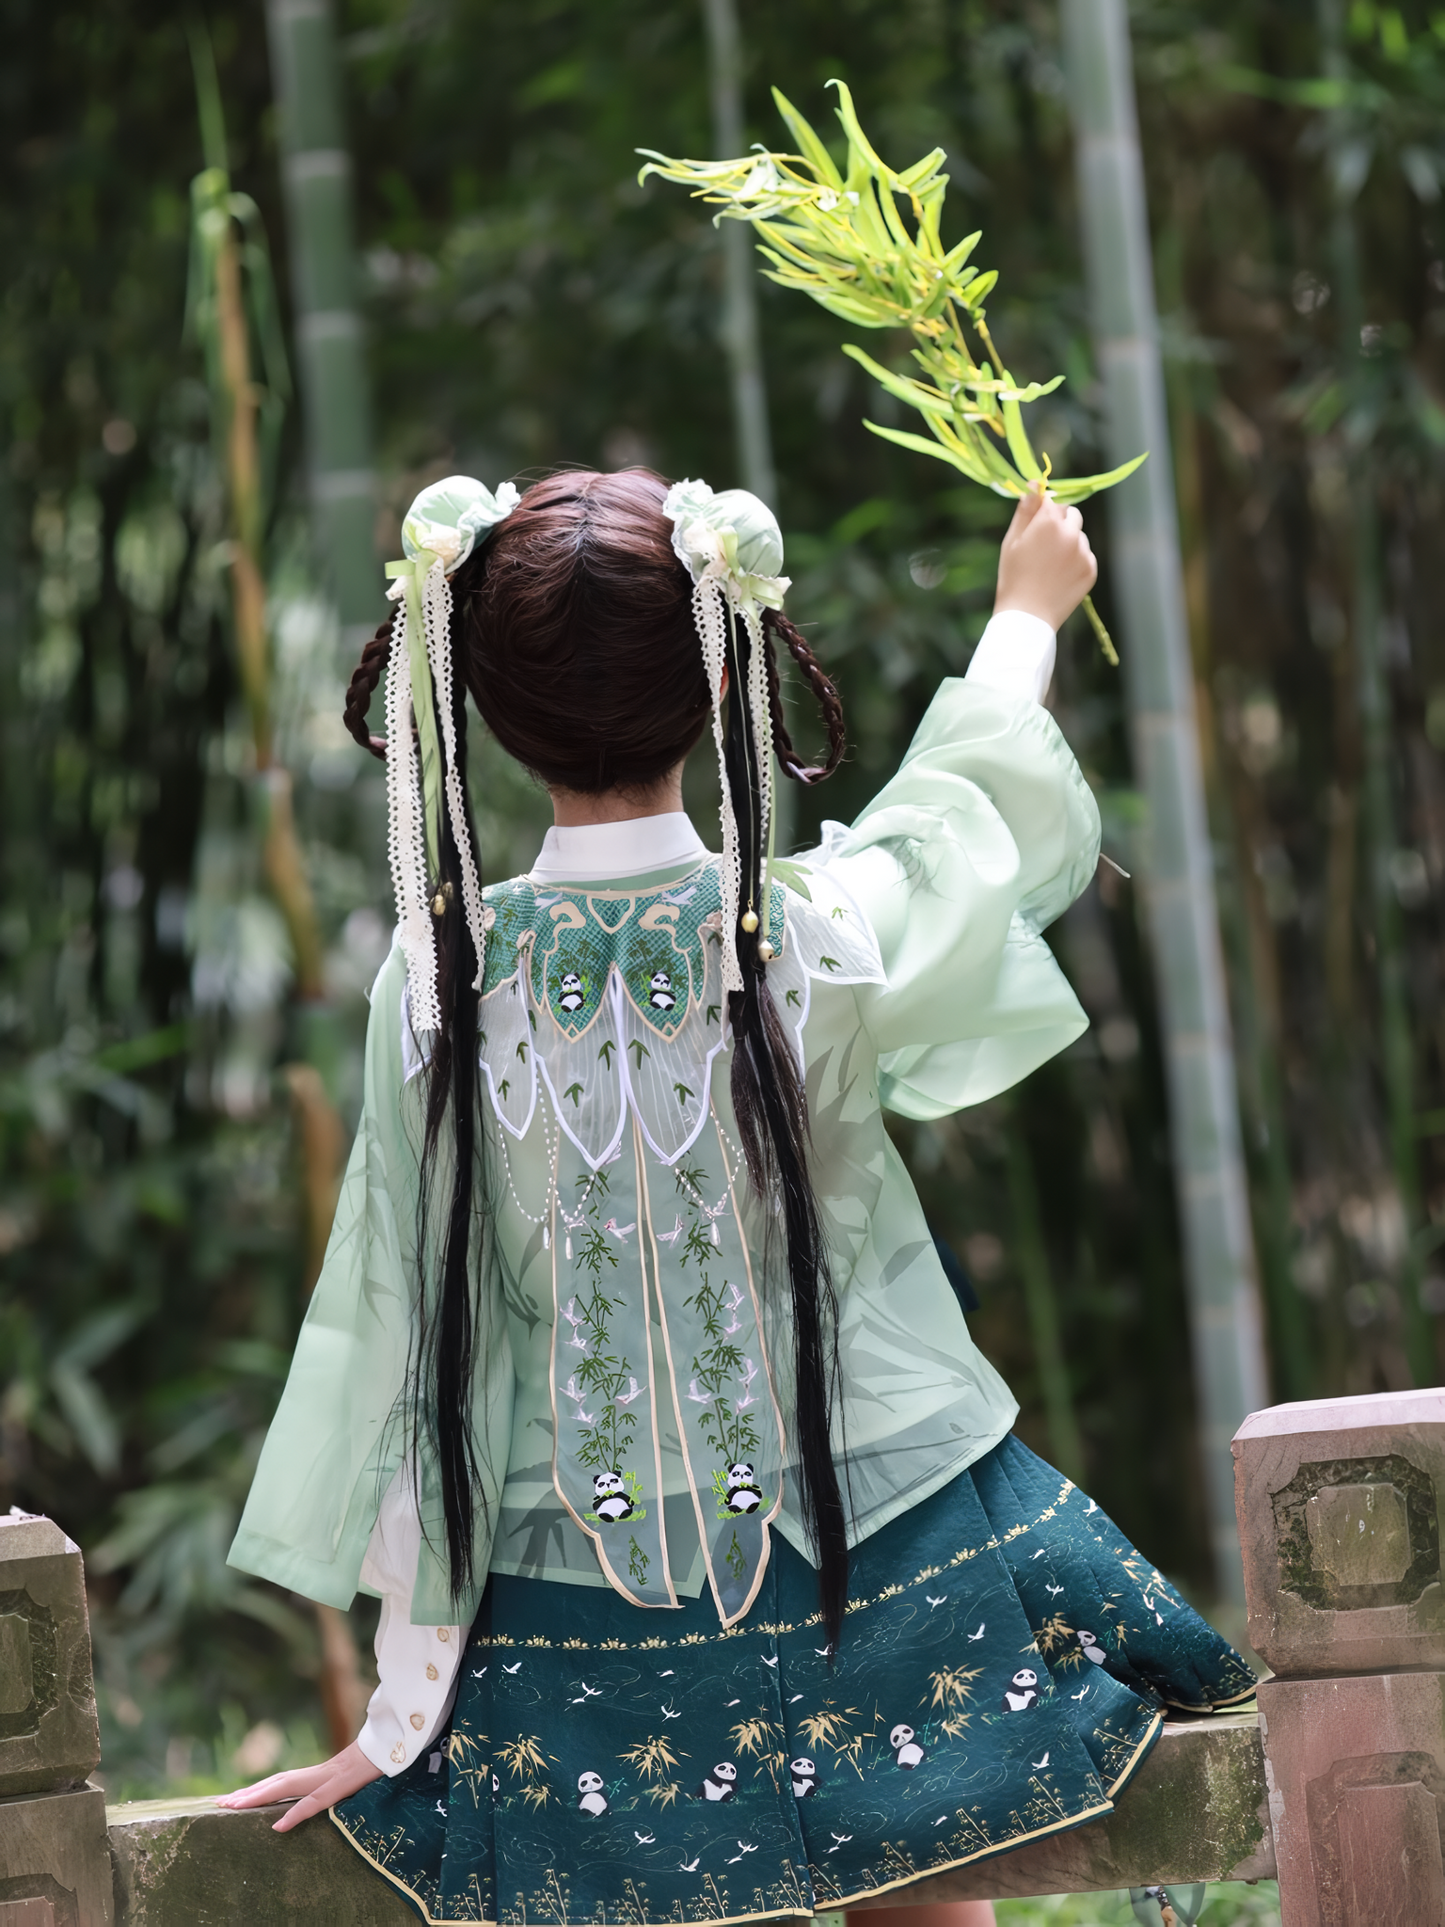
top-left (4, 0), bottom-right (1445, 1799)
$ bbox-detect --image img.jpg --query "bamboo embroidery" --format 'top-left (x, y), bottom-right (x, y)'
top-left (673, 1160), bottom-right (770, 1525)
top-left (562, 1167), bottom-right (648, 1530)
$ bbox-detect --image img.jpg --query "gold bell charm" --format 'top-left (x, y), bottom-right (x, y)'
top-left (756, 937), bottom-right (775, 963)
top-left (740, 909), bottom-right (759, 934)
top-left (431, 880), bottom-right (454, 918)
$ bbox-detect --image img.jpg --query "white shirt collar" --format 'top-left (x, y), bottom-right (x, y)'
top-left (529, 812), bottom-right (709, 884)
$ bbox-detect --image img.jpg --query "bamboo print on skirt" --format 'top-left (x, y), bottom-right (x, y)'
top-left (333, 1436), bottom-right (1256, 1925)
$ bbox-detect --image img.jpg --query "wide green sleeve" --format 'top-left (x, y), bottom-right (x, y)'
top-left (822, 679), bottom-right (1100, 1120)
top-left (227, 946), bottom-right (513, 1623)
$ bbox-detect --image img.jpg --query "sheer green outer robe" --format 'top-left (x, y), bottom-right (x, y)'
top-left (228, 679), bottom-right (1100, 1628)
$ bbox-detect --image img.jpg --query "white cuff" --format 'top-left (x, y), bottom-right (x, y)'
top-left (965, 609), bottom-right (1056, 705)
top-left (356, 1464), bottom-right (464, 1777)
top-left (356, 1599), bottom-right (463, 1776)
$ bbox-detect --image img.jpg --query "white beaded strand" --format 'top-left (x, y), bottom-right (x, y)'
top-left (695, 574), bottom-right (743, 995)
top-left (494, 1089), bottom-right (560, 1241)
top-left (421, 559), bottom-right (487, 990)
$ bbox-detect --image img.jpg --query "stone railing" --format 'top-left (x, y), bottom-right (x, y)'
top-left (0, 1513), bottom-right (114, 1924)
top-left (1234, 1387), bottom-right (1445, 1926)
top-left (3, 1385), bottom-right (1441, 1923)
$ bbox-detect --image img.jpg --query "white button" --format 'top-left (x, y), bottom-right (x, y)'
top-left (437, 1628), bottom-right (450, 1643)
top-left (391, 1742), bottom-right (406, 1763)
top-left (426, 1663), bottom-right (439, 1681)
top-left (410, 1713), bottom-right (425, 1730)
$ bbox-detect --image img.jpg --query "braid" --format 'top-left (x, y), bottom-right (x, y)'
top-left (343, 616), bottom-right (395, 760)
top-left (762, 607), bottom-right (846, 785)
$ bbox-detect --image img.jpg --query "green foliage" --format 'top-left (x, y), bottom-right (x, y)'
top-left (5, 0), bottom-right (1445, 1817)
top-left (0, 0), bottom-right (381, 1796)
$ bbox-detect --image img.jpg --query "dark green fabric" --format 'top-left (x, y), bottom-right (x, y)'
top-left (333, 1436), bottom-right (1254, 1924)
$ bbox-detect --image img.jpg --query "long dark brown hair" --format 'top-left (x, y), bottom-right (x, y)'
top-left (343, 468), bottom-right (851, 1640)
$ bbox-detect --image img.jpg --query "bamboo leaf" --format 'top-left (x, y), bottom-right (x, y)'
top-left (999, 375), bottom-right (1065, 404)
top-left (827, 78), bottom-right (893, 183)
top-left (1000, 396), bottom-right (1043, 481)
top-left (895, 148), bottom-right (949, 191)
top-left (1044, 452), bottom-right (1149, 503)
top-left (861, 420), bottom-right (999, 485)
top-left (841, 343), bottom-right (954, 414)
top-left (769, 86), bottom-right (845, 190)
top-left (942, 231), bottom-right (983, 273)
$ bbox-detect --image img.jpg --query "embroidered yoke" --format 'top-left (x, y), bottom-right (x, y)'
top-left (467, 861), bottom-right (878, 1625)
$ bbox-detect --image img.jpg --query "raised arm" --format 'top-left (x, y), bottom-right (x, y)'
top-left (811, 486), bottom-right (1102, 1117)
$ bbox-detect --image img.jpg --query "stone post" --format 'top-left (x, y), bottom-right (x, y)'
top-left (1234, 1387), bottom-right (1445, 1924)
top-left (0, 1510), bottom-right (113, 1926)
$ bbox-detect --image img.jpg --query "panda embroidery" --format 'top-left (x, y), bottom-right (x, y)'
top-left (790, 1757), bottom-right (817, 1799)
top-left (576, 1770), bottom-right (609, 1816)
top-left (1078, 1629), bottom-right (1108, 1667)
top-left (558, 972), bottom-right (586, 1015)
top-left (591, 1470), bottom-right (633, 1525)
top-left (647, 969), bottom-right (677, 1012)
top-left (1000, 1668), bottom-right (1040, 1712)
top-left (889, 1723), bottom-right (926, 1769)
top-left (724, 1462), bottom-right (763, 1515)
top-left (695, 1761), bottom-right (738, 1802)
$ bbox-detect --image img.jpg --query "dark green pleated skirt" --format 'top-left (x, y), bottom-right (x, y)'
top-left (332, 1434), bottom-right (1256, 1925)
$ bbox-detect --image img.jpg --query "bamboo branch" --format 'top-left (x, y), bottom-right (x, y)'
top-left (640, 82), bottom-right (1140, 662)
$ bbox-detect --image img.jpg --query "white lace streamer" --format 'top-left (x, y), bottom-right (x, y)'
top-left (695, 575), bottom-right (743, 994)
top-left (421, 560), bottom-right (487, 992)
top-left (383, 599), bottom-right (441, 1035)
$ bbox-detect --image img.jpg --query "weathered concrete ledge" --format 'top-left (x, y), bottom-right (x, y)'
top-left (105, 1709), bottom-right (1273, 1924)
top-left (106, 1793), bottom-right (415, 1925)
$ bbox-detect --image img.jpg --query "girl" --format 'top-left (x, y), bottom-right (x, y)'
top-left (220, 468), bottom-right (1254, 1927)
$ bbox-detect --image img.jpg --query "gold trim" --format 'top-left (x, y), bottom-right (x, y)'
top-left (1161, 1683), bottom-right (1261, 1714)
top-left (1104, 1705), bottom-right (1164, 1798)
top-left (331, 1779), bottom-right (1133, 1926)
top-left (813, 1795), bottom-right (1117, 1912)
top-left (330, 1806), bottom-right (450, 1923)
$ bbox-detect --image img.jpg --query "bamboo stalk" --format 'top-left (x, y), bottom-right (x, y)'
top-left (207, 196), bottom-right (327, 1002)
top-left (1062, 0), bottom-right (1269, 1602)
top-left (1317, 0), bottom-right (1430, 1382)
top-left (259, 0), bottom-right (377, 1754)
top-left (264, 0), bottom-right (377, 645)
top-left (1169, 345), bottom-right (1312, 1401)
top-left (700, 0), bottom-right (776, 511)
top-left (212, 217), bottom-right (271, 757)
top-left (699, 0), bottom-right (795, 856)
